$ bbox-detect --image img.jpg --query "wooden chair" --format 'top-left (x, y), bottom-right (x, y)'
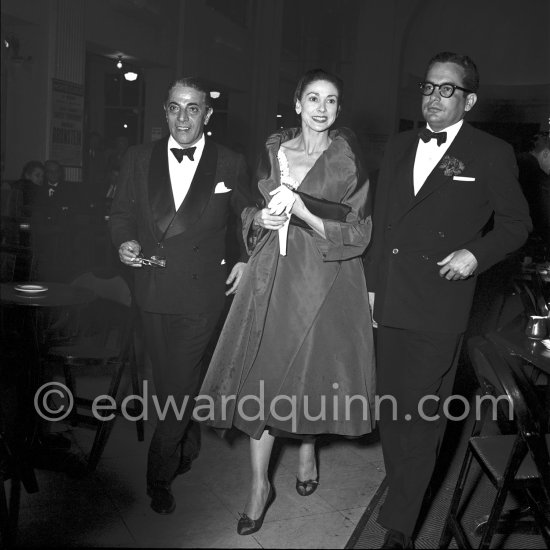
top-left (44, 269), bottom-right (144, 471)
top-left (439, 337), bottom-right (550, 549)
top-left (529, 270), bottom-right (550, 316)
top-left (511, 278), bottom-right (539, 317)
top-left (0, 393), bottom-right (38, 548)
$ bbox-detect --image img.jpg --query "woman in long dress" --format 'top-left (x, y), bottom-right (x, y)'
top-left (197, 68), bottom-right (375, 535)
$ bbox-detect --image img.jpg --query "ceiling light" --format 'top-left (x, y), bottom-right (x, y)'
top-left (124, 71), bottom-right (138, 81)
top-left (209, 91), bottom-right (220, 99)
top-left (116, 55), bottom-right (123, 69)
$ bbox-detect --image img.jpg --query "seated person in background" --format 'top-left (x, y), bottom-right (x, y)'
top-left (44, 159), bottom-right (70, 208)
top-left (10, 160), bottom-right (45, 218)
top-left (32, 160), bottom-right (74, 280)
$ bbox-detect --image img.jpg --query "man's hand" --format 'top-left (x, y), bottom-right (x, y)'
top-left (118, 240), bottom-right (142, 267)
top-left (225, 262), bottom-right (246, 295)
top-left (437, 249), bottom-right (478, 280)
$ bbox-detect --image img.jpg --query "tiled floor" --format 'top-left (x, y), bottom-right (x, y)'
top-left (15, 375), bottom-right (385, 548)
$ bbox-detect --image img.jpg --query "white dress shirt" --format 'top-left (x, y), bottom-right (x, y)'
top-left (167, 134), bottom-right (205, 210)
top-left (413, 119), bottom-right (463, 195)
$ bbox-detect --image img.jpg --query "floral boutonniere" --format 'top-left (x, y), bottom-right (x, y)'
top-left (438, 155), bottom-right (465, 177)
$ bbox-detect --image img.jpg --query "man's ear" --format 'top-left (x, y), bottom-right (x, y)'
top-left (464, 93), bottom-right (477, 112)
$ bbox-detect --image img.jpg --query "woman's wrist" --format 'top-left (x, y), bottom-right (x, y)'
top-left (252, 211), bottom-right (261, 228)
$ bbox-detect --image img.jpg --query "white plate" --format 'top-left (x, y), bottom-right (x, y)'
top-left (14, 284), bottom-right (48, 294)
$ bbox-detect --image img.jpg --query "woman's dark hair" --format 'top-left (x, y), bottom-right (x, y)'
top-left (293, 68), bottom-right (344, 105)
top-left (425, 52), bottom-right (480, 93)
top-left (165, 76), bottom-right (212, 108)
top-left (21, 160), bottom-right (44, 179)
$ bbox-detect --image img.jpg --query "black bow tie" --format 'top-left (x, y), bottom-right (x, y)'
top-left (418, 128), bottom-right (447, 146)
top-left (171, 147), bottom-right (196, 162)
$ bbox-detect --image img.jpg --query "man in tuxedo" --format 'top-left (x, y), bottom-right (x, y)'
top-left (110, 77), bottom-right (250, 514)
top-left (364, 52), bottom-right (531, 549)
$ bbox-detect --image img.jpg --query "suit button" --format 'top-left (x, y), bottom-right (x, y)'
top-left (192, 274), bottom-right (198, 280)
top-left (193, 246), bottom-right (199, 252)
top-left (392, 248), bottom-right (399, 254)
top-left (438, 231), bottom-right (445, 238)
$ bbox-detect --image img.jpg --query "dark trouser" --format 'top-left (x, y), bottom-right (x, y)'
top-left (141, 309), bottom-right (222, 489)
top-left (376, 325), bottom-right (463, 538)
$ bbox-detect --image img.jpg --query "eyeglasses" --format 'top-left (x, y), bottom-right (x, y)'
top-left (133, 254), bottom-right (166, 268)
top-left (418, 81), bottom-right (473, 98)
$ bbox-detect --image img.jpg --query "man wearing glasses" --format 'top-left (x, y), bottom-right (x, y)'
top-left (364, 52), bottom-right (531, 549)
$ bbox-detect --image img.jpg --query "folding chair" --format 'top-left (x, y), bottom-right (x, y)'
top-left (511, 279), bottom-right (539, 317)
top-left (529, 270), bottom-right (549, 316)
top-left (439, 337), bottom-right (550, 549)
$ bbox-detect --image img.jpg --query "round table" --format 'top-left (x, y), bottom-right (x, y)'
top-left (1, 282), bottom-right (96, 309)
top-left (1, 281), bottom-right (97, 477)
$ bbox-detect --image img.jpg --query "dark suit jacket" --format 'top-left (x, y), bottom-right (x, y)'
top-left (364, 122), bottom-right (532, 333)
top-left (110, 136), bottom-right (250, 315)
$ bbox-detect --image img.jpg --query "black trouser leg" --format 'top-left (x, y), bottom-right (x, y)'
top-left (141, 310), bottom-right (221, 489)
top-left (376, 326), bottom-right (463, 537)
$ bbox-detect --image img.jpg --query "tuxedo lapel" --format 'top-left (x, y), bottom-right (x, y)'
top-left (148, 137), bottom-right (175, 238)
top-left (165, 139), bottom-right (218, 239)
top-left (400, 123), bottom-right (473, 217)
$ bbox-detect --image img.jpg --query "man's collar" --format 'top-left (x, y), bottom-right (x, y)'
top-left (426, 119), bottom-right (463, 139)
top-left (168, 133), bottom-right (206, 152)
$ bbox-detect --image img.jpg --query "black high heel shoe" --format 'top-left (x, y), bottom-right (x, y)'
top-left (237, 486), bottom-right (275, 536)
top-left (296, 476), bottom-right (319, 496)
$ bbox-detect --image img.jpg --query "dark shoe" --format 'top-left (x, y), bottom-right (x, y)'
top-left (148, 486), bottom-right (176, 515)
top-left (176, 448), bottom-right (199, 476)
top-left (40, 433), bottom-right (72, 451)
top-left (177, 421), bottom-right (201, 475)
top-left (237, 486), bottom-right (275, 536)
top-left (296, 476), bottom-right (319, 496)
top-left (381, 529), bottom-right (414, 549)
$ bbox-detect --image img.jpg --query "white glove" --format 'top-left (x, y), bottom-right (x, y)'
top-left (268, 184), bottom-right (295, 215)
top-left (268, 185), bottom-right (295, 256)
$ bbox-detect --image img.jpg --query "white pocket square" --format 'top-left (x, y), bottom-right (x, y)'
top-left (453, 176), bottom-right (476, 181)
top-left (214, 181), bottom-right (231, 193)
